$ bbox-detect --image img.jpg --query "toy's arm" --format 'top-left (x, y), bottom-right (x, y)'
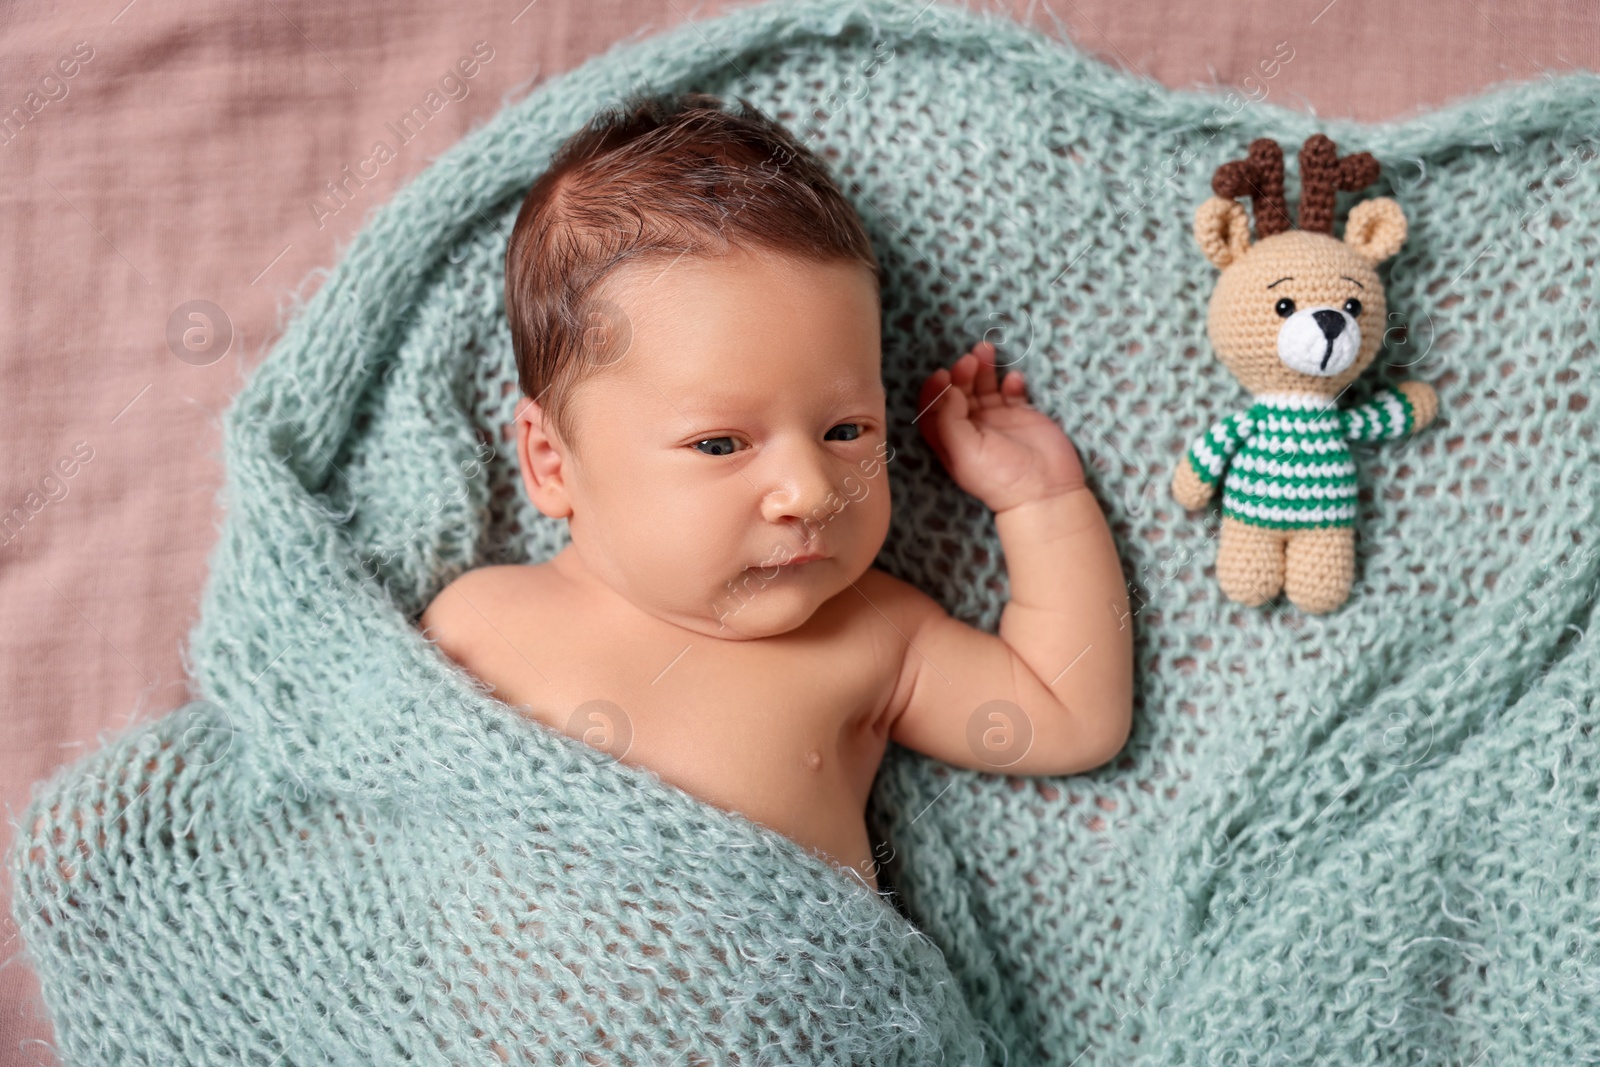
top-left (1339, 383), bottom-right (1436, 442)
top-left (1173, 409), bottom-right (1253, 508)
top-left (874, 490), bottom-right (1134, 777)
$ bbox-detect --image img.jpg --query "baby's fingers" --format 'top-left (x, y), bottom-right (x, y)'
top-left (929, 371), bottom-right (982, 466)
top-left (958, 342), bottom-right (1031, 410)
top-left (1000, 369), bottom-right (1029, 406)
top-left (916, 369), bottom-right (954, 460)
top-left (971, 342), bottom-right (1001, 397)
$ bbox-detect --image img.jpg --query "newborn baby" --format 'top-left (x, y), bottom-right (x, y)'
top-left (420, 91), bottom-right (1133, 894)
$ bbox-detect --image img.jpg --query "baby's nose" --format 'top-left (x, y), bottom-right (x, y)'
top-left (759, 445), bottom-right (841, 526)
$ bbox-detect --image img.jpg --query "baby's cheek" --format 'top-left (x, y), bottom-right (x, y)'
top-left (653, 492), bottom-right (740, 566)
top-left (839, 470), bottom-right (871, 505)
top-left (854, 470), bottom-right (894, 556)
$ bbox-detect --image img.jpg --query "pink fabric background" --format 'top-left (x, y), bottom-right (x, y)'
top-left (3, 0), bottom-right (1596, 1060)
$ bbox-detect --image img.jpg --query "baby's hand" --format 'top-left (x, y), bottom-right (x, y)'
top-left (917, 341), bottom-right (1085, 513)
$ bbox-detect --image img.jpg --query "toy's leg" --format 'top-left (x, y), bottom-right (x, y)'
top-left (1283, 525), bottom-right (1356, 614)
top-left (1215, 516), bottom-right (1287, 606)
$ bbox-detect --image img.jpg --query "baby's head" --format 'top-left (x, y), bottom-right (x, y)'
top-left (504, 91), bottom-right (890, 640)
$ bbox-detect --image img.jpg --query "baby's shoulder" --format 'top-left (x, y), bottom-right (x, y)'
top-left (846, 565), bottom-right (949, 634)
top-left (418, 564), bottom-right (547, 660)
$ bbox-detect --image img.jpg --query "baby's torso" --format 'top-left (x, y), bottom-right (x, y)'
top-left (438, 561), bottom-right (907, 892)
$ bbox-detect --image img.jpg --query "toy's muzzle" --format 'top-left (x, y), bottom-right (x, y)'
top-left (1277, 307), bottom-right (1360, 377)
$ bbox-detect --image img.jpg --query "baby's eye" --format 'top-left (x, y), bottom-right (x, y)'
top-left (692, 436), bottom-right (744, 457)
top-left (824, 423), bottom-right (862, 442)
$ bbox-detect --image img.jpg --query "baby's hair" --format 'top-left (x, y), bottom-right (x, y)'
top-left (504, 88), bottom-right (882, 455)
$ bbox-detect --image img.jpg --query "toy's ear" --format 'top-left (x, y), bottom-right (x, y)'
top-left (1194, 196), bottom-right (1251, 269)
top-left (1344, 196), bottom-right (1407, 262)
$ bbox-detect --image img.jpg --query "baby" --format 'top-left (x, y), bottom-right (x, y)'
top-left (419, 91), bottom-right (1134, 894)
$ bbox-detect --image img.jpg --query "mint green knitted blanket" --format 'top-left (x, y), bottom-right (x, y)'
top-left (11, 1), bottom-right (1600, 1063)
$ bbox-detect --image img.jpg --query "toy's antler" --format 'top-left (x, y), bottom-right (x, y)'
top-left (1297, 133), bottom-right (1380, 234)
top-left (1211, 138), bottom-right (1292, 238)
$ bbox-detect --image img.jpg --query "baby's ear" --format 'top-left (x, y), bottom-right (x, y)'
top-left (515, 395), bottom-right (574, 520)
top-left (1343, 196), bottom-right (1407, 262)
top-left (1194, 196), bottom-right (1251, 269)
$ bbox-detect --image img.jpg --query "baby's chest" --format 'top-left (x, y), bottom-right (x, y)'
top-left (609, 637), bottom-right (892, 778)
top-left (486, 610), bottom-right (900, 811)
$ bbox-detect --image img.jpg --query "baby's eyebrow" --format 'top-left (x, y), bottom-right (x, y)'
top-left (676, 379), bottom-right (878, 417)
top-left (673, 395), bottom-right (757, 419)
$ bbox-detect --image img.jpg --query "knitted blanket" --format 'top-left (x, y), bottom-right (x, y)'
top-left (10, 0), bottom-right (1600, 1063)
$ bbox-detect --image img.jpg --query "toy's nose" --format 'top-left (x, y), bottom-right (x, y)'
top-left (1312, 309), bottom-right (1346, 340)
top-left (1277, 306), bottom-right (1361, 378)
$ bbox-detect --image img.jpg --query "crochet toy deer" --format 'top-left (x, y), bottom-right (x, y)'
top-left (1172, 134), bottom-right (1439, 614)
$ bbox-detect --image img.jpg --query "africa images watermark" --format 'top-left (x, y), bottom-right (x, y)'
top-left (708, 438), bottom-right (897, 631)
top-left (1, 440), bottom-right (95, 549)
top-left (306, 41), bottom-right (496, 231)
top-left (1, 40), bottom-right (95, 148)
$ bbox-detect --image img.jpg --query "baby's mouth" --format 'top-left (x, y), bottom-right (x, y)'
top-left (750, 549), bottom-right (828, 571)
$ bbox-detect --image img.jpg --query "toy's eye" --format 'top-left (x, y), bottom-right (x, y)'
top-left (692, 436), bottom-right (743, 456)
top-left (1274, 297), bottom-right (1296, 318)
top-left (824, 423), bottom-right (862, 442)
top-left (1344, 298), bottom-right (1363, 318)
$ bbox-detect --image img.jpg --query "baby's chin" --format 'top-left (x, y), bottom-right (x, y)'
top-left (708, 604), bottom-right (817, 640)
top-left (702, 565), bottom-right (841, 640)
top-left (599, 560), bottom-right (854, 640)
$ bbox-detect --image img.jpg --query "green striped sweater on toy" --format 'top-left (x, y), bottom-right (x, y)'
top-left (1183, 385), bottom-right (1420, 530)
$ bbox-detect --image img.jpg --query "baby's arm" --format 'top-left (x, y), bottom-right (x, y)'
top-left (884, 342), bottom-right (1133, 776)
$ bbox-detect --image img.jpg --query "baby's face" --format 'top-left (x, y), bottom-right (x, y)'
top-left (517, 246), bottom-right (891, 640)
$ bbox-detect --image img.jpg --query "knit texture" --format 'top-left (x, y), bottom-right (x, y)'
top-left (9, 0), bottom-right (1600, 1063)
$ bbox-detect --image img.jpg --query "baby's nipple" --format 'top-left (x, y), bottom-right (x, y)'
top-left (804, 749), bottom-right (823, 772)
